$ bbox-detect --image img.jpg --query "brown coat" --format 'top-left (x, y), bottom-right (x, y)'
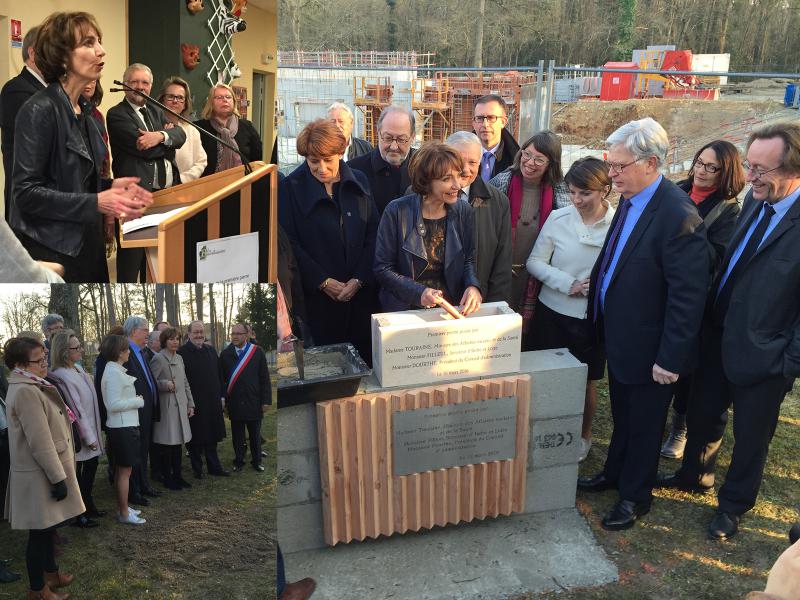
top-left (150, 351), bottom-right (194, 445)
top-left (3, 372), bottom-right (84, 530)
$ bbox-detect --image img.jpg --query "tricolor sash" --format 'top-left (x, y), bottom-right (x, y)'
top-left (227, 343), bottom-right (257, 396)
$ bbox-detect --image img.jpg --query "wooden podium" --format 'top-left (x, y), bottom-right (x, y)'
top-left (119, 162), bottom-right (277, 283)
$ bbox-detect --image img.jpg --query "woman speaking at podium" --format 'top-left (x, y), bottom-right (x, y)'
top-left (9, 11), bottom-right (152, 282)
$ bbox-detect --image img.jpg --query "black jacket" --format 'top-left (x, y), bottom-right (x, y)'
top-left (374, 193), bottom-right (481, 311)
top-left (1, 67), bottom-right (45, 218)
top-left (347, 136), bottom-right (373, 161)
top-left (348, 147), bottom-right (416, 215)
top-left (178, 341), bottom-right (226, 443)
top-left (713, 191), bottom-right (800, 385)
top-left (195, 117), bottom-right (262, 177)
top-left (123, 346), bottom-right (161, 424)
top-left (219, 343), bottom-right (271, 421)
top-left (107, 100), bottom-right (186, 191)
top-left (677, 179), bottom-right (741, 277)
top-left (587, 177), bottom-right (710, 384)
top-left (10, 83), bottom-right (108, 257)
top-left (468, 178), bottom-right (512, 303)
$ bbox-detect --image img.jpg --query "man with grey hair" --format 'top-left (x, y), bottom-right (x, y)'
top-left (142, 330), bottom-right (161, 362)
top-left (348, 104), bottom-right (416, 215)
top-left (122, 315), bottom-right (162, 505)
top-left (41, 313), bottom-right (64, 366)
top-left (327, 102), bottom-right (372, 160)
top-left (107, 63), bottom-right (186, 282)
top-left (578, 117), bottom-right (709, 531)
top-left (1, 25), bottom-right (45, 221)
top-left (446, 131), bottom-right (512, 302)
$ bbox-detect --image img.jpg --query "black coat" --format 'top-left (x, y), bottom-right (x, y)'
top-left (374, 193), bottom-right (481, 311)
top-left (123, 347), bottom-right (161, 425)
top-left (468, 177), bottom-right (512, 303)
top-left (677, 180), bottom-right (741, 277)
top-left (347, 136), bottom-right (373, 161)
top-left (195, 117), bottom-right (262, 177)
top-left (219, 343), bottom-right (271, 421)
top-left (713, 191), bottom-right (800, 386)
top-left (178, 341), bottom-right (226, 443)
top-left (1, 67), bottom-right (45, 218)
top-left (587, 177), bottom-right (710, 384)
top-left (348, 147), bottom-right (416, 215)
top-left (107, 100), bottom-right (186, 191)
top-left (10, 84), bottom-right (107, 258)
top-left (279, 160), bottom-right (378, 358)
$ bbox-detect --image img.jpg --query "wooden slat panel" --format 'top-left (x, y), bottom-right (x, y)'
top-left (318, 375), bottom-right (531, 545)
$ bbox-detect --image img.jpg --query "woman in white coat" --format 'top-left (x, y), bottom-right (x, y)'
top-left (157, 76), bottom-right (207, 183)
top-left (150, 327), bottom-right (195, 490)
top-left (49, 330), bottom-right (105, 528)
top-left (99, 334), bottom-right (146, 525)
top-left (526, 157), bottom-right (615, 462)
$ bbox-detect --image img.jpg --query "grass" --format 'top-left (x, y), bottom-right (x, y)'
top-left (0, 406), bottom-right (277, 600)
top-left (519, 379), bottom-right (800, 600)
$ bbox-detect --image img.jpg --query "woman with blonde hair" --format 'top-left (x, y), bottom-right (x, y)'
top-left (195, 82), bottom-right (262, 176)
top-left (157, 76), bottom-right (207, 182)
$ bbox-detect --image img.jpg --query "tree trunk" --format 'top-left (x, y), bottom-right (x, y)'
top-left (155, 285), bottom-right (165, 323)
top-left (195, 283), bottom-right (204, 322)
top-left (473, 0), bottom-right (485, 68)
top-left (49, 284), bottom-right (81, 338)
top-left (209, 283), bottom-right (218, 349)
top-left (104, 285), bottom-right (116, 328)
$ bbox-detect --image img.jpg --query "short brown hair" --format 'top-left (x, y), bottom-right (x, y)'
top-left (158, 76), bottom-right (193, 116)
top-left (565, 157), bottom-right (612, 196)
top-left (99, 334), bottom-right (129, 363)
top-left (159, 327), bottom-right (180, 349)
top-left (512, 130), bottom-right (564, 185)
top-left (296, 119), bottom-right (346, 158)
top-left (688, 140), bottom-right (745, 200)
top-left (201, 83), bottom-right (240, 120)
top-left (474, 94), bottom-right (507, 115)
top-left (35, 12), bottom-right (103, 84)
top-left (3, 337), bottom-right (45, 370)
top-left (747, 121), bottom-right (800, 177)
top-left (408, 142), bottom-right (464, 195)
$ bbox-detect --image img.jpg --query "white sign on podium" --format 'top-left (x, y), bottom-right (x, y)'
top-left (196, 232), bottom-right (259, 283)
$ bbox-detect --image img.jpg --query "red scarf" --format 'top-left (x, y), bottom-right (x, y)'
top-left (689, 184), bottom-right (717, 205)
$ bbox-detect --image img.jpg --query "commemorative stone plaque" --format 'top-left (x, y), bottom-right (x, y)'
top-left (392, 396), bottom-right (518, 476)
top-left (371, 301), bottom-right (522, 388)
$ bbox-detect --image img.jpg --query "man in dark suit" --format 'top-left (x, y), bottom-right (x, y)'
top-left (348, 105), bottom-right (416, 215)
top-left (219, 322), bottom-right (271, 472)
top-left (578, 118), bottom-right (710, 531)
top-left (327, 102), bottom-right (372, 161)
top-left (472, 94), bottom-right (520, 182)
top-left (659, 122), bottom-right (800, 540)
top-left (446, 130), bottom-right (512, 303)
top-left (123, 315), bottom-right (162, 505)
top-left (0, 25), bottom-right (45, 221)
top-left (107, 63), bottom-right (186, 282)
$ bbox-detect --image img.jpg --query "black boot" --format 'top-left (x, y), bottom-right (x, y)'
top-left (660, 409), bottom-right (687, 459)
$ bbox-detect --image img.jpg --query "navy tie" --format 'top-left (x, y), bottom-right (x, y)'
top-left (592, 199), bottom-right (631, 320)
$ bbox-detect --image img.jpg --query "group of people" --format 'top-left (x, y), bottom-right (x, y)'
top-left (0, 11), bottom-right (264, 283)
top-left (0, 313), bottom-right (271, 598)
top-left (278, 93), bottom-right (800, 550)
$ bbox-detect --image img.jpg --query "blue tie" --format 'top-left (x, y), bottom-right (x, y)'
top-left (592, 199), bottom-right (631, 320)
top-left (481, 152), bottom-right (493, 182)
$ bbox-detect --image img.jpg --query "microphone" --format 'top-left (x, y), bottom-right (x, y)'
top-left (111, 80), bottom-right (253, 176)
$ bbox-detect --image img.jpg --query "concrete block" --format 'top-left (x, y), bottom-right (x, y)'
top-left (529, 415), bottom-right (583, 468)
top-left (522, 349), bottom-right (587, 420)
top-left (278, 501), bottom-right (327, 553)
top-left (524, 463), bottom-right (579, 513)
top-left (278, 402), bottom-right (318, 452)
top-left (278, 450), bottom-right (322, 506)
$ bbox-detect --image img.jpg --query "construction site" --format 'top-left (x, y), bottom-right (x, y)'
top-left (277, 49), bottom-right (797, 176)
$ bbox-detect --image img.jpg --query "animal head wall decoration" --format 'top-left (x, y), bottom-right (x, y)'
top-left (181, 43), bottom-right (201, 70)
top-left (231, 0), bottom-right (247, 17)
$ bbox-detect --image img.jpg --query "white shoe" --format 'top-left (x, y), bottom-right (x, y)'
top-left (128, 507), bottom-right (142, 516)
top-left (578, 438), bottom-right (592, 462)
top-left (117, 511), bottom-right (146, 525)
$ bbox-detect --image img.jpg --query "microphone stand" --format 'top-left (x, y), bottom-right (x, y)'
top-left (110, 80), bottom-right (253, 176)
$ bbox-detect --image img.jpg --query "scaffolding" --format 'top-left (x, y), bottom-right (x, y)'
top-left (411, 77), bottom-right (451, 142)
top-left (353, 77), bottom-right (394, 146)
top-left (279, 50), bottom-right (435, 69)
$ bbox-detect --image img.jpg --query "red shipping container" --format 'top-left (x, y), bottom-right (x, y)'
top-left (600, 61), bottom-right (638, 101)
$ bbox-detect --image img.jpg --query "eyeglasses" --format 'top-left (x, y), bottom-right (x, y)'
top-left (472, 115), bottom-right (505, 124)
top-left (693, 158), bottom-right (720, 173)
top-left (607, 159), bottom-right (640, 174)
top-left (379, 134), bottom-right (411, 146)
top-left (521, 151), bottom-right (548, 167)
top-left (27, 357), bottom-right (48, 366)
top-left (230, 331), bottom-right (247, 336)
top-left (164, 94), bottom-right (186, 103)
top-left (68, 344), bottom-right (83, 351)
top-left (742, 160), bottom-right (782, 179)
top-left (214, 95), bottom-right (234, 101)
top-left (126, 79), bottom-right (152, 87)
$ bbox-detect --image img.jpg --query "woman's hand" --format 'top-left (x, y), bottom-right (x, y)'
top-left (37, 261), bottom-right (65, 276)
top-left (51, 480), bottom-right (68, 501)
top-left (420, 287), bottom-right (443, 308)
top-left (321, 278), bottom-right (346, 301)
top-left (167, 380), bottom-right (176, 392)
top-left (97, 178), bottom-right (154, 220)
top-left (336, 279), bottom-right (362, 302)
top-left (459, 286), bottom-right (482, 316)
top-left (188, 407), bottom-right (195, 418)
top-left (568, 280), bottom-right (584, 297)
